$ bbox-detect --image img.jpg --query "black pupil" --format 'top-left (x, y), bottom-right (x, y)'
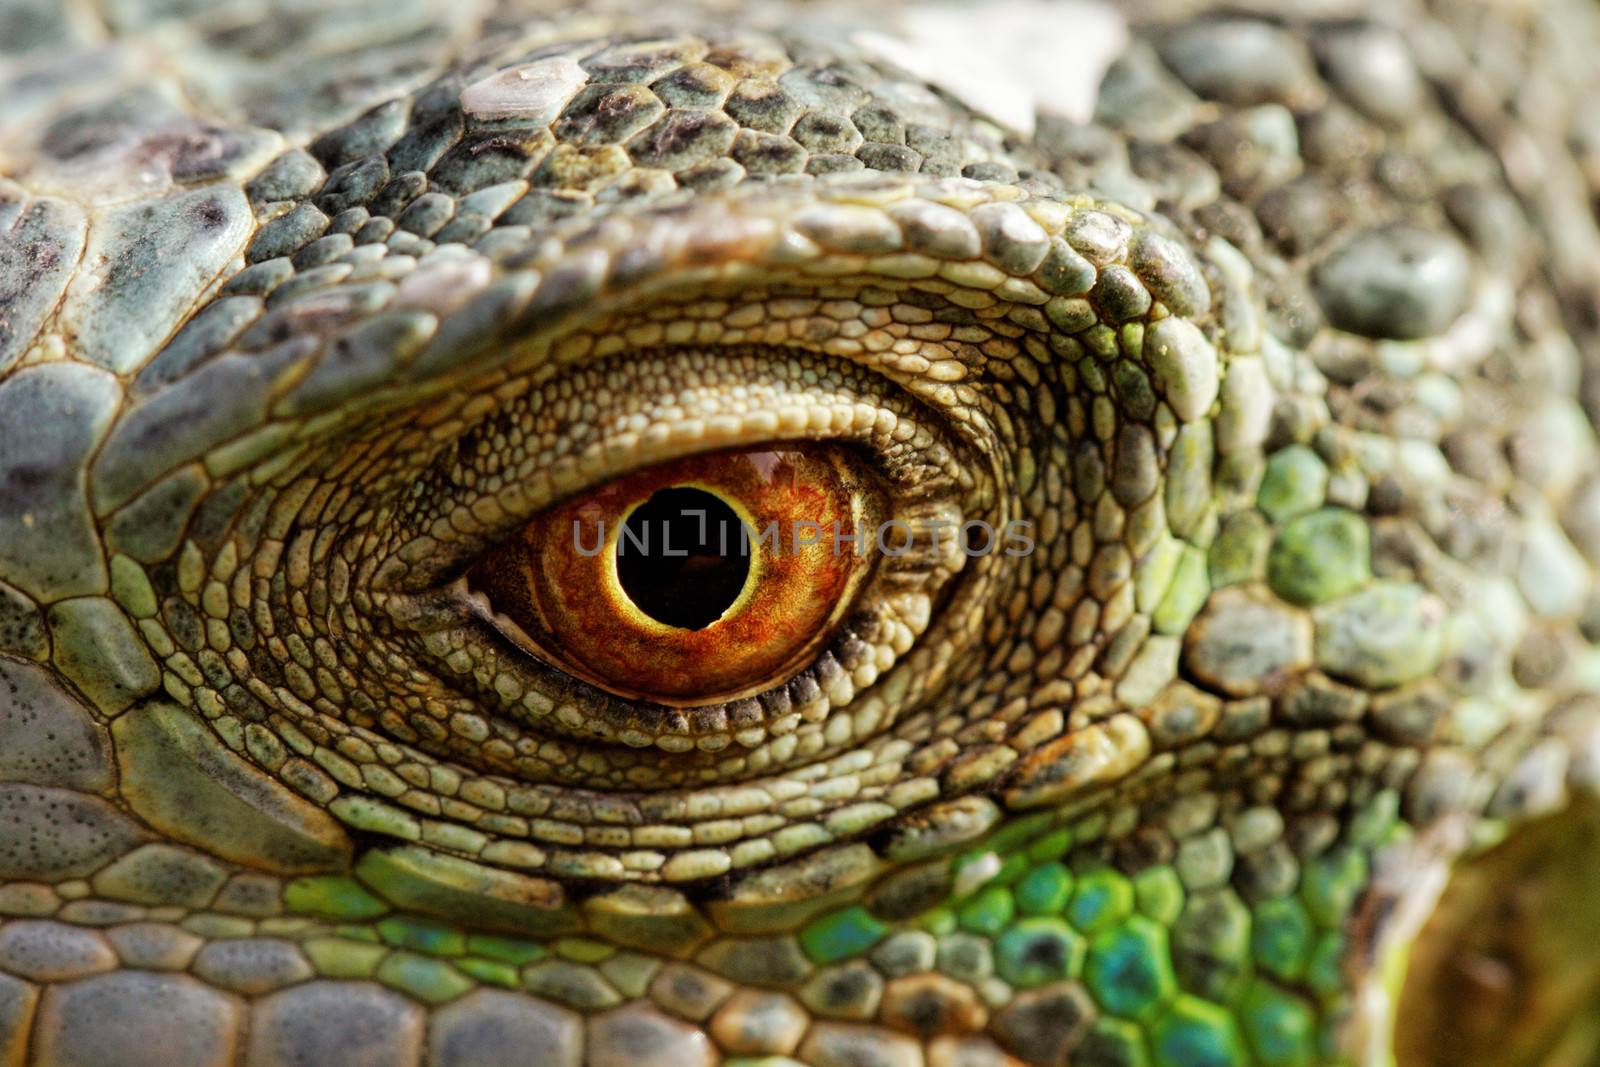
top-left (616, 487), bottom-right (750, 630)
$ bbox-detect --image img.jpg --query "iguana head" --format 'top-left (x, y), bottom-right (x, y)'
top-left (2, 3), bottom-right (1599, 1065)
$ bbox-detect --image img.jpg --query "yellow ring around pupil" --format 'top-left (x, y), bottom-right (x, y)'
top-left (604, 482), bottom-right (766, 635)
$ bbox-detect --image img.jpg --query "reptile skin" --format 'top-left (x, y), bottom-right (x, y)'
top-left (2, 1), bottom-right (1600, 1064)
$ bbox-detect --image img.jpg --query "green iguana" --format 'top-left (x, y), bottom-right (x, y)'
top-left (1, 1), bottom-right (1599, 1064)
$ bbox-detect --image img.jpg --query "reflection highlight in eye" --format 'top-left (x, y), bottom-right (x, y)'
top-left (468, 445), bottom-right (886, 706)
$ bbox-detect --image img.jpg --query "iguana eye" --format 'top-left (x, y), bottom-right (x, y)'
top-left (466, 444), bottom-right (885, 705)
top-left (375, 347), bottom-right (988, 769)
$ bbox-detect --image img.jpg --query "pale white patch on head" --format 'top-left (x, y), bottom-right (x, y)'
top-left (460, 55), bottom-right (590, 125)
top-left (854, 1), bottom-right (1127, 138)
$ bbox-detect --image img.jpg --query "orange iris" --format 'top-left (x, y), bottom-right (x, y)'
top-left (469, 445), bottom-right (884, 705)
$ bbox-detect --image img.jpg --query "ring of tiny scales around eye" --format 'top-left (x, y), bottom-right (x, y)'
top-left (2, 3), bottom-right (1600, 1067)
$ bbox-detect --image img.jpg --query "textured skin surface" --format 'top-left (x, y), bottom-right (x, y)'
top-left (3, 1), bottom-right (1600, 1064)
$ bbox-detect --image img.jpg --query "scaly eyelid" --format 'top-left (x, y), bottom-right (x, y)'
top-left (373, 344), bottom-right (983, 596)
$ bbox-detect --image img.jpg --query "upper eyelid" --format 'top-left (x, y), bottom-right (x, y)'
top-left (372, 343), bottom-right (987, 594)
